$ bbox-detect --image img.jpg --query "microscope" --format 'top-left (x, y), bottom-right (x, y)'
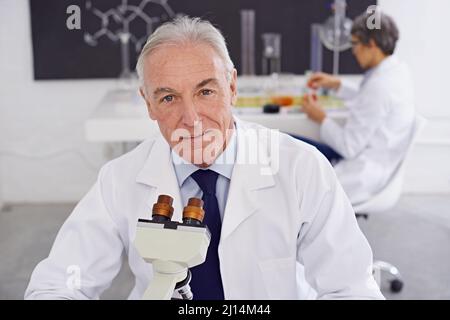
top-left (134, 195), bottom-right (211, 300)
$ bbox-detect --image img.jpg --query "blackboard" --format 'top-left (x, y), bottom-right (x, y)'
top-left (29, 0), bottom-right (376, 79)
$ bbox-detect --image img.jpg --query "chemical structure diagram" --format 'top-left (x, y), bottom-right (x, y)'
top-left (83, 0), bottom-right (178, 77)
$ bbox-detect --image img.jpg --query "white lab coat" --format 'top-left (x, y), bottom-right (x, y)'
top-left (320, 56), bottom-right (415, 204)
top-left (25, 118), bottom-right (383, 300)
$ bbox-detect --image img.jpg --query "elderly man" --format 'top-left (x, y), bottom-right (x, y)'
top-left (297, 11), bottom-right (415, 205)
top-left (25, 16), bottom-right (383, 300)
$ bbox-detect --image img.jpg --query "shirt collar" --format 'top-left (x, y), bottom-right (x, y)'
top-left (171, 123), bottom-right (237, 187)
top-left (362, 55), bottom-right (398, 84)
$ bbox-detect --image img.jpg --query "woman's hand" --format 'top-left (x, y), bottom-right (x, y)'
top-left (300, 93), bottom-right (326, 124)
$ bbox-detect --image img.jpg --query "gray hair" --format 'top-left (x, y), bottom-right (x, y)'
top-left (136, 16), bottom-right (234, 86)
top-left (351, 11), bottom-right (399, 55)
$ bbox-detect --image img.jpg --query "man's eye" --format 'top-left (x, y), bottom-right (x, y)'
top-left (161, 95), bottom-right (174, 103)
top-left (201, 89), bottom-right (213, 96)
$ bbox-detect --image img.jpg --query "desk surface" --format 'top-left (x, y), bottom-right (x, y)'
top-left (85, 89), bottom-right (347, 142)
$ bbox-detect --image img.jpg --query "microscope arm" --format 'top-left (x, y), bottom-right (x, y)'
top-left (142, 268), bottom-right (188, 300)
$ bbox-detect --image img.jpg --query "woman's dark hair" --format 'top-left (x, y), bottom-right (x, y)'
top-left (351, 11), bottom-right (399, 55)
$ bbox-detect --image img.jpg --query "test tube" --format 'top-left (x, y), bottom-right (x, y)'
top-left (240, 10), bottom-right (256, 75)
top-left (310, 23), bottom-right (323, 73)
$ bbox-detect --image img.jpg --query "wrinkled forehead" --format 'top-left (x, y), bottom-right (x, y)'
top-left (143, 43), bottom-right (227, 89)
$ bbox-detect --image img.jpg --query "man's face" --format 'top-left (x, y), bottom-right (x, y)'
top-left (140, 42), bottom-right (237, 167)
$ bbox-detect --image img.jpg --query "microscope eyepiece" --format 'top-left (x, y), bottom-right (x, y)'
top-left (182, 197), bottom-right (205, 225)
top-left (152, 194), bottom-right (174, 222)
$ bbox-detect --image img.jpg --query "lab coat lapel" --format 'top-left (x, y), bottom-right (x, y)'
top-left (221, 119), bottom-right (276, 241)
top-left (136, 135), bottom-right (183, 222)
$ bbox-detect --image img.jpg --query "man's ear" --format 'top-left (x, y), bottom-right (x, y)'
top-left (229, 68), bottom-right (238, 106)
top-left (139, 87), bottom-right (157, 120)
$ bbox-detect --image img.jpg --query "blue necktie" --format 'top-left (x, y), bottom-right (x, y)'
top-left (189, 169), bottom-right (225, 300)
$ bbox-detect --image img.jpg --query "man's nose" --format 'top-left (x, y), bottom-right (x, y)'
top-left (182, 98), bottom-right (200, 127)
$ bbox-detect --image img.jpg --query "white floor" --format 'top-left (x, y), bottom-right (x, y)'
top-left (0, 194), bottom-right (449, 300)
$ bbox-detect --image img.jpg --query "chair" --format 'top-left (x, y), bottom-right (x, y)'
top-left (353, 115), bottom-right (427, 293)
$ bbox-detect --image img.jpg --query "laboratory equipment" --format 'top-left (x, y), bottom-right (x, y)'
top-left (240, 10), bottom-right (256, 75)
top-left (311, 0), bottom-right (353, 75)
top-left (310, 24), bottom-right (323, 72)
top-left (264, 73), bottom-right (298, 107)
top-left (134, 195), bottom-right (211, 300)
top-left (263, 104), bottom-right (280, 114)
top-left (118, 32), bottom-right (132, 80)
top-left (261, 33), bottom-right (282, 75)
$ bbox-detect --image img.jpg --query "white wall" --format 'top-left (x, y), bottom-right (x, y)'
top-left (379, 0), bottom-right (450, 118)
top-left (378, 0), bottom-right (450, 193)
top-left (0, 0), bottom-right (449, 204)
top-left (0, 0), bottom-right (118, 203)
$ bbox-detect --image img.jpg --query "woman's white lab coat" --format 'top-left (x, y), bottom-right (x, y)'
top-left (25, 119), bottom-right (383, 300)
top-left (320, 56), bottom-right (415, 205)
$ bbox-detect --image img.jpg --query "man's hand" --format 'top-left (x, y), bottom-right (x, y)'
top-left (307, 72), bottom-right (341, 91)
top-left (301, 93), bottom-right (326, 124)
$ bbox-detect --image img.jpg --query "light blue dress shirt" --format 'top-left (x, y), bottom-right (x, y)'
top-left (171, 126), bottom-right (237, 221)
